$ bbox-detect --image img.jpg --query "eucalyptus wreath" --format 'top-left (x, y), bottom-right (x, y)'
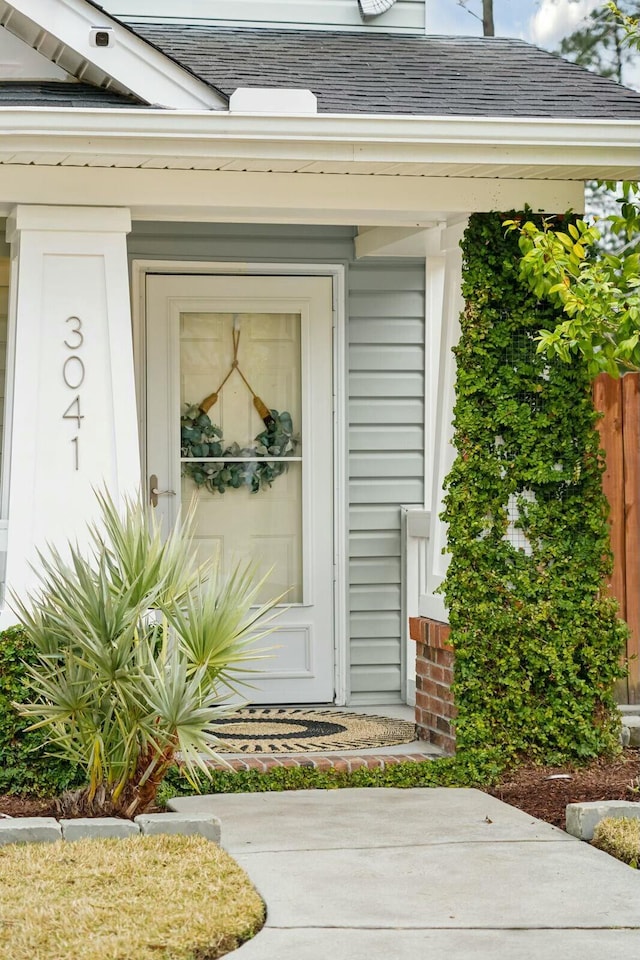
top-left (181, 404), bottom-right (299, 494)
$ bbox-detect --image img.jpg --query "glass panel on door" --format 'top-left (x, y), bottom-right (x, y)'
top-left (146, 273), bottom-right (335, 704)
top-left (180, 311), bottom-right (303, 603)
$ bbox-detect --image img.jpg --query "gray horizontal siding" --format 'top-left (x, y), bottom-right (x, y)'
top-left (350, 426), bottom-right (423, 449)
top-left (351, 610), bottom-right (402, 638)
top-left (350, 531), bottom-right (400, 557)
top-left (350, 584), bottom-right (401, 611)
top-left (350, 478), bottom-right (423, 504)
top-left (351, 639), bottom-right (401, 665)
top-left (350, 371), bottom-right (424, 398)
top-left (349, 317), bottom-right (424, 344)
top-left (349, 345), bottom-right (423, 371)
top-left (349, 557), bottom-right (401, 585)
top-left (348, 259), bottom-right (425, 702)
top-left (349, 399), bottom-right (423, 424)
top-left (128, 222), bottom-right (355, 263)
top-left (350, 664), bottom-right (403, 697)
top-left (127, 223), bottom-right (425, 705)
top-left (349, 504), bottom-right (403, 531)
top-left (350, 453), bottom-right (424, 478)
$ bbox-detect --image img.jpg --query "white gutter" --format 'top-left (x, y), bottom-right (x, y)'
top-left (0, 107), bottom-right (638, 144)
top-left (0, 108), bottom-right (638, 173)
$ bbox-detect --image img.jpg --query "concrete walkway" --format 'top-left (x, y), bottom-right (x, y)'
top-left (169, 788), bottom-right (640, 959)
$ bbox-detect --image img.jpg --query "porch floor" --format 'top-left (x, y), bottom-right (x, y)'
top-left (209, 703), bottom-right (442, 773)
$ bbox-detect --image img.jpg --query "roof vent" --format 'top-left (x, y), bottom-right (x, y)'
top-left (229, 88), bottom-right (318, 114)
top-left (358, 0), bottom-right (398, 17)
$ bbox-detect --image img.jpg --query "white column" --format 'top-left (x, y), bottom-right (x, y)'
top-left (419, 218), bottom-right (467, 623)
top-left (1, 205), bottom-right (140, 621)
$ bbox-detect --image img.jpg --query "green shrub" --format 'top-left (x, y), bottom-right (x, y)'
top-left (0, 625), bottom-right (81, 796)
top-left (592, 817), bottom-right (640, 868)
top-left (440, 211), bottom-right (628, 765)
top-left (157, 748), bottom-right (506, 806)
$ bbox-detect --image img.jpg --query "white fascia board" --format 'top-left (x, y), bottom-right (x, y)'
top-left (355, 226), bottom-right (440, 258)
top-left (0, 166), bottom-right (585, 224)
top-left (2, 0), bottom-right (223, 108)
top-left (7, 203), bottom-right (131, 235)
top-left (0, 109), bottom-right (637, 176)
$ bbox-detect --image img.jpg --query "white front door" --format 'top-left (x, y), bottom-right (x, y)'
top-left (146, 275), bottom-right (335, 703)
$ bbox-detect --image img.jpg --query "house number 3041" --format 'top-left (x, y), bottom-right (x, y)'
top-left (62, 316), bottom-right (85, 471)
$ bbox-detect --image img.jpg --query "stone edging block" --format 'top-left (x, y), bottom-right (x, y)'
top-left (565, 800), bottom-right (640, 841)
top-left (0, 817), bottom-right (61, 846)
top-left (621, 715), bottom-right (640, 748)
top-left (61, 817), bottom-right (140, 841)
top-left (0, 813), bottom-right (221, 846)
top-left (135, 812), bottom-right (221, 842)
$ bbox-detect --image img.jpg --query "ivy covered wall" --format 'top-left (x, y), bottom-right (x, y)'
top-left (440, 212), bottom-right (627, 764)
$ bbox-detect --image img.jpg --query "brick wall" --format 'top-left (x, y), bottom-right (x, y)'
top-left (409, 617), bottom-right (456, 754)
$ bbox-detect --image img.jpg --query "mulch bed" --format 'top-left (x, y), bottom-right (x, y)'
top-left (487, 749), bottom-right (640, 829)
top-left (0, 797), bottom-right (164, 819)
top-left (1, 749), bottom-right (639, 829)
top-left (0, 796), bottom-right (57, 818)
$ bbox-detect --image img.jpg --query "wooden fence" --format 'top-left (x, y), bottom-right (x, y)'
top-left (594, 373), bottom-right (640, 704)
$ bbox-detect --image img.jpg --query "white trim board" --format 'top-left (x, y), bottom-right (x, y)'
top-left (0, 0), bottom-right (223, 108)
top-left (0, 109), bottom-right (637, 176)
top-left (0, 167), bottom-right (586, 227)
top-left (131, 258), bottom-right (349, 704)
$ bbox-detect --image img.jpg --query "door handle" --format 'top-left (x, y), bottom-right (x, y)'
top-left (149, 474), bottom-right (176, 508)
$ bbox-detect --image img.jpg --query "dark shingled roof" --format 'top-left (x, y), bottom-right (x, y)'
top-left (125, 22), bottom-right (640, 119)
top-left (0, 81), bottom-right (144, 108)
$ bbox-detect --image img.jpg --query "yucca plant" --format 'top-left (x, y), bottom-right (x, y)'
top-left (12, 491), bottom-right (278, 818)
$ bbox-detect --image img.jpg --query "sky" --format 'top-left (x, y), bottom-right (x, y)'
top-left (425, 0), bottom-right (640, 88)
top-left (426, 0), bottom-right (604, 46)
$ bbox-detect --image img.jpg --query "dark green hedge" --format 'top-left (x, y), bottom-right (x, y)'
top-left (0, 626), bottom-right (81, 796)
top-left (440, 212), bottom-right (628, 764)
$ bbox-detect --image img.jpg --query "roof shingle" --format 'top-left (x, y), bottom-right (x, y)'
top-left (126, 23), bottom-right (640, 119)
top-left (0, 81), bottom-right (144, 108)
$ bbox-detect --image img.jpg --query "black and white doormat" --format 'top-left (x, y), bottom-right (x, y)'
top-left (210, 707), bottom-right (416, 753)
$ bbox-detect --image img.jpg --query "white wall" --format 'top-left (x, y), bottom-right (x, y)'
top-left (108, 0), bottom-right (426, 32)
top-left (0, 26), bottom-right (67, 79)
top-left (1, 206), bottom-right (140, 622)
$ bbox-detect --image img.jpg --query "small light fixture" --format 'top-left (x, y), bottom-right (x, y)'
top-left (89, 26), bottom-right (114, 48)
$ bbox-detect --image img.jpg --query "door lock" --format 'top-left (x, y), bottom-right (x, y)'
top-left (149, 474), bottom-right (176, 508)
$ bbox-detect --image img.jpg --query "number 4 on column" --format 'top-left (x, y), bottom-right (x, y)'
top-left (62, 395), bottom-right (84, 429)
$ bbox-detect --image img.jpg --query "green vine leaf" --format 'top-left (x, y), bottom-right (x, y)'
top-left (440, 212), bottom-right (628, 766)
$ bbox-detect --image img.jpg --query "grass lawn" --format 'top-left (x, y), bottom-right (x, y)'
top-left (0, 834), bottom-right (265, 960)
top-left (592, 817), bottom-right (640, 869)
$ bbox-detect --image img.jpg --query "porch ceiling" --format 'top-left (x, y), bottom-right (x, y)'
top-left (0, 153), bottom-right (635, 181)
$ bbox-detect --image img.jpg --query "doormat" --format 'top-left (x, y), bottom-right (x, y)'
top-left (211, 708), bottom-right (416, 754)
